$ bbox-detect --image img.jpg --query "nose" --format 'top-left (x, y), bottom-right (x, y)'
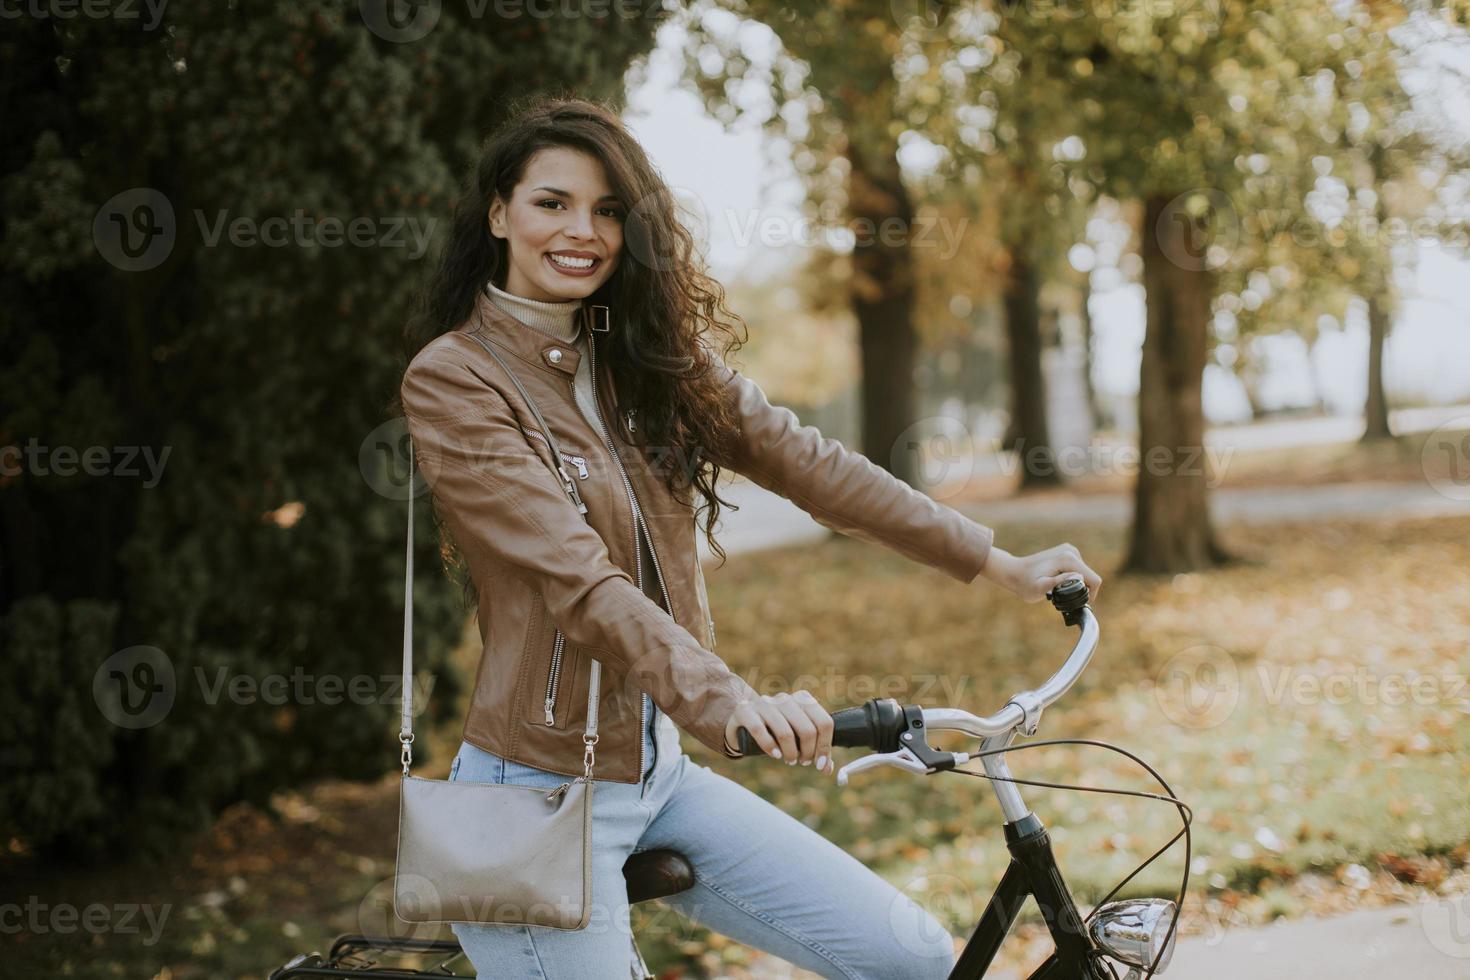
top-left (563, 208), bottom-right (596, 241)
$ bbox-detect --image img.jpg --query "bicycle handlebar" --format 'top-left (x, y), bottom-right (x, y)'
top-left (732, 576), bottom-right (1096, 758)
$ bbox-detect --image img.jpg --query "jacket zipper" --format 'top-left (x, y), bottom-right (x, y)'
top-left (544, 627), bottom-right (566, 725)
top-left (522, 426), bottom-right (588, 480)
top-left (519, 429), bottom-right (584, 726)
top-left (586, 334), bottom-right (682, 781)
top-left (562, 453), bottom-right (588, 480)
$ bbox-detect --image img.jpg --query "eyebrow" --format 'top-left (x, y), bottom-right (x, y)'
top-left (532, 186), bottom-right (623, 204)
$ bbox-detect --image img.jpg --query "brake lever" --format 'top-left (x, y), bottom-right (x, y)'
top-left (835, 746), bottom-right (974, 786)
top-left (835, 748), bottom-right (927, 786)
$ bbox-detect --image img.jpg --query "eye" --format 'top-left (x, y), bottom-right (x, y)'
top-left (536, 199), bottom-right (624, 219)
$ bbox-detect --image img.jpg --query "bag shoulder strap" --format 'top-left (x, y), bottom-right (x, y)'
top-left (400, 329), bottom-right (602, 777)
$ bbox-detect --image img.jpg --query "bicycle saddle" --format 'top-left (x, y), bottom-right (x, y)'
top-left (622, 849), bottom-right (694, 904)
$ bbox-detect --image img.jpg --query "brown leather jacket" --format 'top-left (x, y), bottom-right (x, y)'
top-left (399, 288), bottom-right (995, 784)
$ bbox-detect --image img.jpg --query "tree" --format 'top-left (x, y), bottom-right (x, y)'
top-left (0, 2), bottom-right (660, 860)
top-left (964, 0), bottom-right (1457, 571)
top-left (676, 0), bottom-right (949, 485)
top-left (900, 8), bottom-right (1092, 487)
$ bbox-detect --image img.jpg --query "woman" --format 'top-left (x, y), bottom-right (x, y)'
top-left (395, 96), bottom-right (1101, 979)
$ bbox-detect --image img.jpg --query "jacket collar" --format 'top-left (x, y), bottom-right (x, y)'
top-left (457, 285), bottom-right (608, 378)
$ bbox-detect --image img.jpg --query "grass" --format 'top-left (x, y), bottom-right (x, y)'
top-left (644, 512), bottom-right (1470, 972)
top-left (5, 511), bottom-right (1468, 978)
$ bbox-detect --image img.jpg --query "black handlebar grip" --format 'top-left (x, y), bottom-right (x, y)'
top-left (834, 698), bottom-right (908, 750)
top-left (1048, 575), bottom-right (1090, 626)
top-left (732, 697), bottom-right (910, 757)
top-left (734, 727), bottom-right (761, 757)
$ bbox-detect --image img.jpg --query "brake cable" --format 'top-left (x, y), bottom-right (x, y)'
top-left (941, 737), bottom-right (1193, 980)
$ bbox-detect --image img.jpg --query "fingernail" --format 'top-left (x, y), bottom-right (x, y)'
top-left (816, 755), bottom-right (827, 770)
top-left (801, 759), bottom-right (811, 766)
top-left (770, 747), bottom-right (782, 759)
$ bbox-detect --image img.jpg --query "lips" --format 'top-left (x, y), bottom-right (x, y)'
top-left (545, 251), bottom-right (602, 276)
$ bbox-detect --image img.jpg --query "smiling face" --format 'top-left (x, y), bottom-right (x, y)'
top-left (487, 146), bottom-right (626, 303)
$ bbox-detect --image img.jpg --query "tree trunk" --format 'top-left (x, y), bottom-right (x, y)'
top-left (1079, 271), bottom-right (1105, 433)
top-left (1125, 193), bottom-right (1231, 574)
top-left (847, 141), bottom-right (921, 486)
top-left (1361, 143), bottom-right (1394, 442)
top-left (1242, 378), bottom-right (1267, 421)
top-left (1001, 251), bottom-right (1060, 488)
top-left (1362, 291), bottom-right (1392, 439)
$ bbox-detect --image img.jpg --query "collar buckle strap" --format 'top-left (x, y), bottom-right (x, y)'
top-left (581, 304), bottom-right (611, 333)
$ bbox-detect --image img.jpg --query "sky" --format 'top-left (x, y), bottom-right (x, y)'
top-left (623, 14), bottom-right (1470, 422)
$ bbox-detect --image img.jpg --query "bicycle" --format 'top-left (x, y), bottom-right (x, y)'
top-left (270, 577), bottom-right (1190, 979)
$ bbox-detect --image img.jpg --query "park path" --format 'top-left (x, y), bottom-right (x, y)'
top-left (1166, 900), bottom-right (1470, 980)
top-left (695, 402), bottom-right (1470, 562)
top-left (735, 900), bottom-right (1470, 978)
top-left (696, 475), bottom-right (1470, 563)
top-left (952, 479), bottom-right (1470, 530)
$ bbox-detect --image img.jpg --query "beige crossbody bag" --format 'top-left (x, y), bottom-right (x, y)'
top-left (394, 330), bottom-right (603, 930)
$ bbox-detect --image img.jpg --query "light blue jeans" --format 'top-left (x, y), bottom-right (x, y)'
top-left (445, 697), bottom-right (957, 979)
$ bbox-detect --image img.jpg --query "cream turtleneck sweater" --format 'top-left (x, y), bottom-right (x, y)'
top-left (483, 281), bottom-right (664, 616)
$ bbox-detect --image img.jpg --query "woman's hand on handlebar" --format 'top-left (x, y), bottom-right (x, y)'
top-left (980, 543), bottom-right (1102, 604)
top-left (724, 690), bottom-right (835, 774)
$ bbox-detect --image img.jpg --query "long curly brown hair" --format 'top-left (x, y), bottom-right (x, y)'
top-left (390, 94), bottom-right (750, 612)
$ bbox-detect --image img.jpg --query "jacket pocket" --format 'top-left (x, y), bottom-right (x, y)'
top-left (526, 598), bottom-right (582, 730)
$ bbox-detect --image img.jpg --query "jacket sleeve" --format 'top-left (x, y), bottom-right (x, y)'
top-left (401, 347), bottom-right (760, 759)
top-left (702, 347), bottom-right (995, 584)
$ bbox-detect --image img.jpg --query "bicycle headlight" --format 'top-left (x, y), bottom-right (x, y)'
top-left (1088, 898), bottom-right (1177, 973)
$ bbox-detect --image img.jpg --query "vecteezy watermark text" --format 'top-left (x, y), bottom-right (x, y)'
top-left (92, 645), bottom-right (438, 729)
top-left (0, 0), bottom-right (168, 30)
top-left (0, 897), bottom-right (171, 946)
top-left (2, 439), bottom-right (170, 488)
top-left (93, 188), bottom-right (436, 271)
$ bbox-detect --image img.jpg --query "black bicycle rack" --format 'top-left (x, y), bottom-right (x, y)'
top-left (268, 934), bottom-right (469, 979)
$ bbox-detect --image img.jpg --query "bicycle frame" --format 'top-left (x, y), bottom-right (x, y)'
top-left (951, 810), bottom-right (1110, 979)
top-left (950, 609), bottom-right (1112, 978)
top-left (832, 603), bottom-right (1144, 979)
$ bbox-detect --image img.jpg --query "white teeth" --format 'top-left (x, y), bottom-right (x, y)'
top-left (549, 253), bottom-right (595, 269)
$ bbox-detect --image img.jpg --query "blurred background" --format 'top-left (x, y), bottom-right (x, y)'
top-left (2, 1), bottom-right (1469, 977)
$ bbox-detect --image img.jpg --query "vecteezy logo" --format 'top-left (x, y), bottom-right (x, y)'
top-left (1421, 417), bottom-right (1470, 502)
top-left (93, 188), bottom-right (176, 272)
top-left (890, 415), bottom-right (975, 500)
top-left (1155, 188), bottom-right (1238, 272)
top-left (622, 185), bottom-right (706, 274)
top-left (361, 417), bottom-right (429, 502)
top-left (891, 873), bottom-right (973, 959)
top-left (359, 0), bottom-right (441, 44)
top-left (1154, 643), bottom-right (1239, 730)
top-left (889, 0), bottom-right (946, 37)
top-left (1421, 892), bottom-right (1470, 959)
top-left (93, 645), bottom-right (176, 729)
top-left (361, 872), bottom-right (443, 941)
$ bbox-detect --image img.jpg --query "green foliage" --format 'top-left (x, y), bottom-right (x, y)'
top-left (0, 1), bottom-right (660, 861)
top-left (953, 0), bottom-right (1466, 346)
